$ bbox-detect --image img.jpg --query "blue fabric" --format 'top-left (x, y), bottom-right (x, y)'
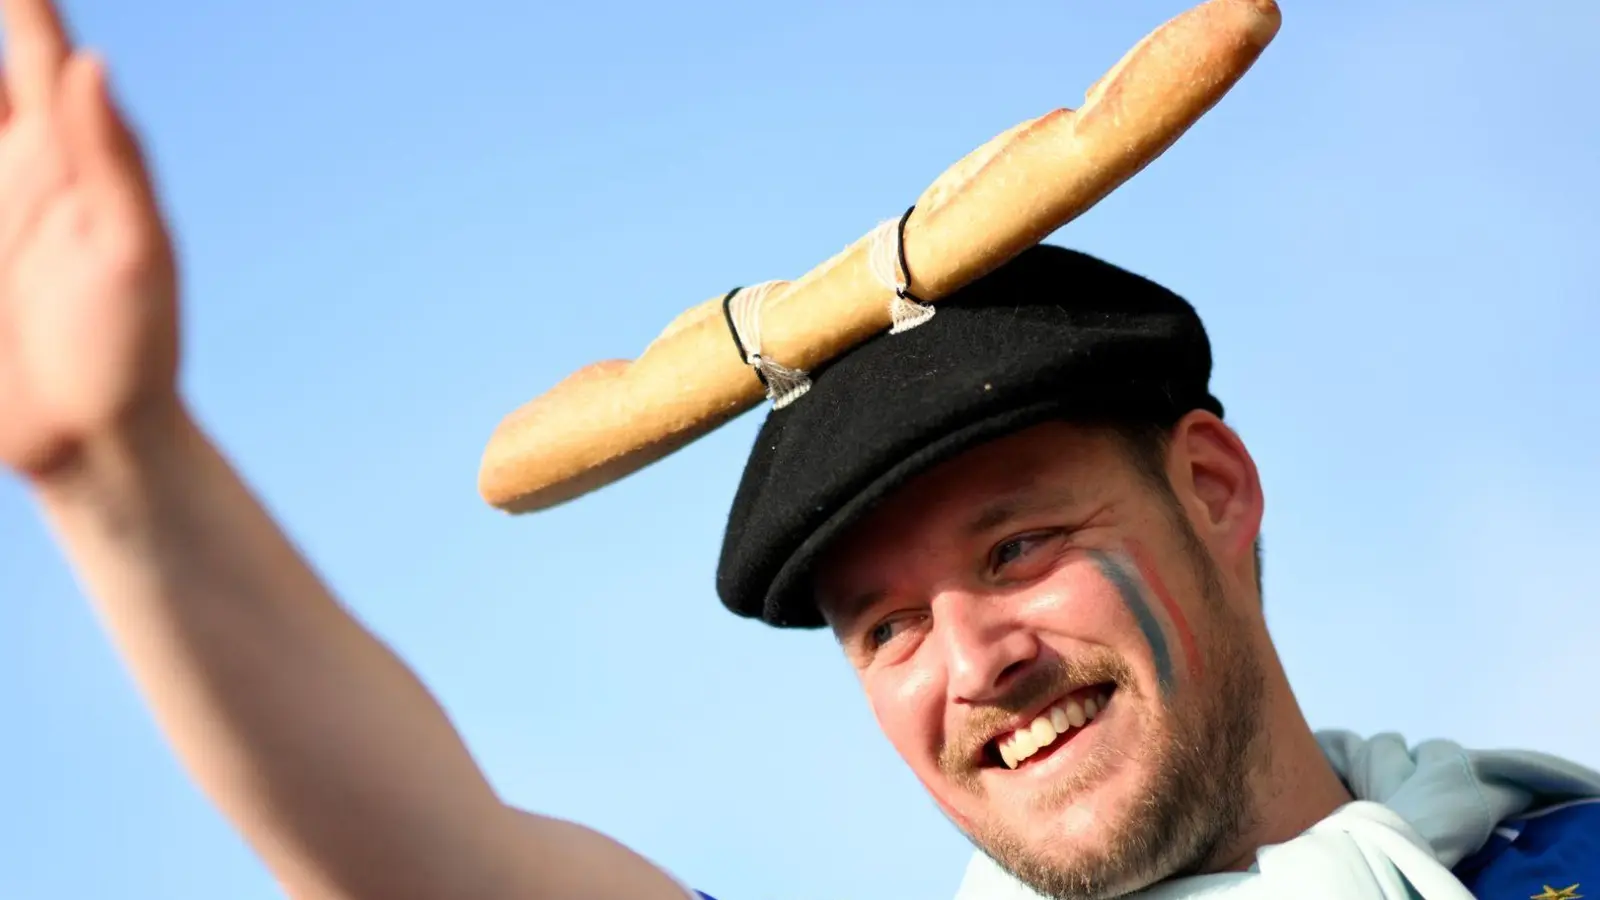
top-left (1454, 798), bottom-right (1599, 899)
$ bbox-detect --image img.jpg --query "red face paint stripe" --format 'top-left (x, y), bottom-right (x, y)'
top-left (1124, 539), bottom-right (1204, 680)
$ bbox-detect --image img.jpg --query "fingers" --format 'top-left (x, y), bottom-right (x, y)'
top-left (59, 53), bottom-right (154, 207)
top-left (1, 0), bottom-right (72, 110)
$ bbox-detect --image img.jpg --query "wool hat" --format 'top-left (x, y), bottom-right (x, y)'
top-left (715, 244), bottom-right (1224, 628)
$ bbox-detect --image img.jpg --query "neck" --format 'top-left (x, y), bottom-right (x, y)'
top-left (1206, 659), bottom-right (1353, 873)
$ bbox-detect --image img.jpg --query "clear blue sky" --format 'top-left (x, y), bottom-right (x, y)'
top-left (1, 1), bottom-right (1596, 898)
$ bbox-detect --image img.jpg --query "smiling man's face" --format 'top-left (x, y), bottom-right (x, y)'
top-left (815, 417), bottom-right (1271, 899)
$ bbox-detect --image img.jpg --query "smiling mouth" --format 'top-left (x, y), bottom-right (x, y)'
top-left (984, 684), bottom-right (1116, 770)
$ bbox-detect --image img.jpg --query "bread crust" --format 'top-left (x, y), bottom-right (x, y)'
top-left (479, 0), bottom-right (1281, 513)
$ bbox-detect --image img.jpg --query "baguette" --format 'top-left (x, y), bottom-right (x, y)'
top-left (479, 0), bottom-right (1281, 513)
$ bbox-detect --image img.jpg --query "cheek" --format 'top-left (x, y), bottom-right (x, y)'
top-left (865, 664), bottom-right (981, 830)
top-left (1122, 538), bottom-right (1204, 682)
top-left (1020, 553), bottom-right (1193, 698)
top-left (864, 664), bottom-right (943, 765)
top-left (1017, 559), bottom-right (1140, 643)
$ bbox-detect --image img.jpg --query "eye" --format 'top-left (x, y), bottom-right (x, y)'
top-left (862, 612), bottom-right (925, 654)
top-left (868, 619), bottom-right (900, 648)
top-left (990, 531), bottom-right (1063, 576)
top-left (867, 616), bottom-right (911, 650)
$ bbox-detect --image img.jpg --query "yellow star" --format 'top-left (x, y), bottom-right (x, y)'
top-left (1531, 885), bottom-right (1582, 900)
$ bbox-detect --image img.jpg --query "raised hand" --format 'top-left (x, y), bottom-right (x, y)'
top-left (0, 0), bottom-right (178, 482)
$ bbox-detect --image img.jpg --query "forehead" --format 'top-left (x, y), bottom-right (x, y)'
top-left (813, 422), bottom-right (1129, 593)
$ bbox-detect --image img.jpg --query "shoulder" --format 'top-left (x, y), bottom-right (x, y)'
top-left (1454, 797), bottom-right (1600, 897)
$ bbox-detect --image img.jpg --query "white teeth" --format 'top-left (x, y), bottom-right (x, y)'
top-left (1049, 706), bottom-right (1071, 732)
top-left (997, 691), bottom-right (1111, 769)
top-left (1029, 717), bottom-right (1056, 746)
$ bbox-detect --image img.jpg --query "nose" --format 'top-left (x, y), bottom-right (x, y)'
top-left (933, 589), bottom-right (1039, 704)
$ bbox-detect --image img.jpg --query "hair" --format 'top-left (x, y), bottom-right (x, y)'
top-left (1102, 418), bottom-right (1264, 598)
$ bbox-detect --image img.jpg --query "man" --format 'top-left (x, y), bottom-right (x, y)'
top-left (0, 2), bottom-right (1595, 899)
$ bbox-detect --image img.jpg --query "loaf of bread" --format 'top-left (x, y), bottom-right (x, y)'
top-left (479, 0), bottom-right (1281, 513)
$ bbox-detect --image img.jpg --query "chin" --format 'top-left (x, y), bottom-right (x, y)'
top-left (971, 764), bottom-right (1173, 900)
top-left (1031, 765), bottom-right (1147, 853)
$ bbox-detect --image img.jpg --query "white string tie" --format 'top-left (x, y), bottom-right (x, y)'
top-left (722, 281), bottom-right (812, 410)
top-left (867, 206), bottom-right (935, 334)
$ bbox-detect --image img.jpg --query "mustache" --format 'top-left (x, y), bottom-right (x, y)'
top-left (939, 651), bottom-right (1134, 776)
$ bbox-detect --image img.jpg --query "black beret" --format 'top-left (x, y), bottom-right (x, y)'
top-left (715, 244), bottom-right (1224, 628)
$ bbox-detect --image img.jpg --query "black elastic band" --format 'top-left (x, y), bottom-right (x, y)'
top-left (721, 287), bottom-right (770, 388)
top-left (893, 205), bottom-right (928, 304)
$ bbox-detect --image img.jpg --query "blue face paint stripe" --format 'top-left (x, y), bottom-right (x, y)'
top-left (1088, 549), bottom-right (1174, 694)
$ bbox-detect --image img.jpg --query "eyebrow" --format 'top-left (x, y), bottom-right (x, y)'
top-left (962, 483), bottom-right (1079, 535)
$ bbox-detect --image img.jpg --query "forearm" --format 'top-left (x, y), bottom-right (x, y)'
top-left (32, 403), bottom-right (520, 898)
top-left (0, 5), bottom-right (687, 894)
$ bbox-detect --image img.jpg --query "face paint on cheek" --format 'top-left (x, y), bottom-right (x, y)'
top-left (1088, 549), bottom-right (1175, 696)
top-left (1124, 538), bottom-right (1204, 681)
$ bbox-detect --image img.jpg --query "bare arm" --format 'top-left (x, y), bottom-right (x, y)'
top-left (1, 1), bottom-right (694, 897)
top-left (36, 407), bottom-right (693, 900)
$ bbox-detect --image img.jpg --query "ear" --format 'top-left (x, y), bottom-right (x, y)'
top-left (1164, 411), bottom-right (1264, 587)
